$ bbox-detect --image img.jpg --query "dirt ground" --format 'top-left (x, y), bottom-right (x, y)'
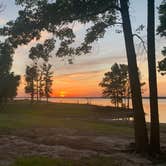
top-left (0, 127), bottom-right (165, 166)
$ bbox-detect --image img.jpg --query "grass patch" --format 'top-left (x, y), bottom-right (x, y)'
top-left (10, 156), bottom-right (119, 166)
top-left (0, 101), bottom-right (134, 136)
top-left (10, 157), bottom-right (74, 166)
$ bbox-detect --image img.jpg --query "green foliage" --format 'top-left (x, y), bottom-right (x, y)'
top-left (10, 156), bottom-right (118, 166)
top-left (0, 0), bottom-right (119, 58)
top-left (29, 38), bottom-right (55, 61)
top-left (25, 38), bottom-right (54, 102)
top-left (157, 0), bottom-right (166, 37)
top-left (158, 0), bottom-right (166, 76)
top-left (10, 157), bottom-right (74, 166)
top-left (25, 63), bottom-right (53, 102)
top-left (15, 0), bottom-right (47, 7)
top-left (99, 63), bottom-right (129, 108)
top-left (0, 42), bottom-right (13, 73)
top-left (25, 65), bottom-right (38, 102)
top-left (158, 47), bottom-right (166, 75)
top-left (99, 63), bottom-right (145, 108)
top-left (42, 63), bottom-right (53, 101)
top-left (0, 41), bottom-right (20, 105)
top-left (0, 72), bottom-right (20, 104)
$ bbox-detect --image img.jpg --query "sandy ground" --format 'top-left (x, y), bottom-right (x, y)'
top-left (0, 128), bottom-right (165, 166)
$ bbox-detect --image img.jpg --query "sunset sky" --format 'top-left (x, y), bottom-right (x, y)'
top-left (1, 0), bottom-right (165, 97)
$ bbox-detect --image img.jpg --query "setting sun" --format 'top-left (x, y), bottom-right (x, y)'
top-left (59, 91), bottom-right (67, 97)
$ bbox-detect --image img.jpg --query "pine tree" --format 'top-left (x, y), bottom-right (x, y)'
top-left (147, 0), bottom-right (160, 153)
top-left (25, 65), bottom-right (38, 103)
top-left (0, 41), bottom-right (20, 107)
top-left (42, 63), bottom-right (53, 103)
top-left (99, 63), bottom-right (128, 108)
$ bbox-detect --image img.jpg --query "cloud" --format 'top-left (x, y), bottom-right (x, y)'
top-left (56, 69), bottom-right (104, 78)
top-left (54, 69), bottom-right (106, 85)
top-left (51, 54), bottom-right (127, 77)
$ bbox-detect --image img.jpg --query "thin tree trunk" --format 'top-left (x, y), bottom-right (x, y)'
top-left (39, 72), bottom-right (43, 101)
top-left (31, 79), bottom-right (34, 104)
top-left (114, 101), bottom-right (116, 108)
top-left (47, 96), bottom-right (48, 104)
top-left (124, 96), bottom-right (127, 108)
top-left (36, 78), bottom-right (39, 102)
top-left (120, 0), bottom-right (149, 152)
top-left (117, 93), bottom-right (119, 108)
top-left (147, 0), bottom-right (160, 153)
top-left (127, 88), bottom-right (130, 109)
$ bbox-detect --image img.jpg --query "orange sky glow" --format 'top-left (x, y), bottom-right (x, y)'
top-left (17, 70), bottom-right (105, 97)
top-left (17, 68), bottom-right (166, 97)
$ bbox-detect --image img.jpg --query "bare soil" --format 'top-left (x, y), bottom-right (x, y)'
top-left (0, 127), bottom-right (164, 166)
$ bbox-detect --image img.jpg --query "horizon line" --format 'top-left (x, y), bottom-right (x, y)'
top-left (15, 96), bottom-right (166, 99)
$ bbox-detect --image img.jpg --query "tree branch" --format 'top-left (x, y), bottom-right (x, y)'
top-left (133, 34), bottom-right (147, 53)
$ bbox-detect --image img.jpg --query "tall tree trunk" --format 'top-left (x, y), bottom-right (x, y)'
top-left (127, 86), bottom-right (130, 109)
top-left (46, 96), bottom-right (48, 104)
top-left (31, 78), bottom-right (34, 104)
top-left (117, 93), bottom-right (119, 108)
top-left (39, 72), bottom-right (43, 101)
top-left (147, 0), bottom-right (160, 153)
top-left (36, 78), bottom-right (39, 102)
top-left (120, 0), bottom-right (149, 152)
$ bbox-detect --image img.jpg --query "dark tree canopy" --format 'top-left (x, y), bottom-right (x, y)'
top-left (0, 0), bottom-right (120, 56)
top-left (25, 36), bottom-right (55, 102)
top-left (42, 63), bottom-right (53, 102)
top-left (100, 63), bottom-right (145, 108)
top-left (0, 42), bottom-right (13, 74)
top-left (158, 0), bottom-right (166, 76)
top-left (157, 0), bottom-right (166, 37)
top-left (99, 63), bottom-right (128, 107)
top-left (0, 72), bottom-right (20, 103)
top-left (29, 38), bottom-right (55, 61)
top-left (0, 41), bottom-right (20, 104)
top-left (158, 47), bottom-right (166, 75)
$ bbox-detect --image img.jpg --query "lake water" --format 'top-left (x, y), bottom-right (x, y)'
top-left (47, 98), bottom-right (166, 124)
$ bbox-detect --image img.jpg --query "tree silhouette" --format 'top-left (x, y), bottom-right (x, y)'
top-left (0, 4), bottom-right (20, 107)
top-left (0, 72), bottom-right (20, 105)
top-left (0, 41), bottom-right (20, 107)
top-left (158, 49), bottom-right (166, 75)
top-left (38, 69), bottom-right (45, 101)
top-left (42, 63), bottom-right (53, 103)
top-left (147, 0), bottom-right (160, 153)
top-left (29, 38), bottom-right (55, 62)
top-left (25, 65), bottom-right (38, 103)
top-left (25, 39), bottom-right (55, 102)
top-left (100, 63), bottom-right (146, 109)
top-left (158, 0), bottom-right (166, 75)
top-left (99, 63), bottom-right (128, 108)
